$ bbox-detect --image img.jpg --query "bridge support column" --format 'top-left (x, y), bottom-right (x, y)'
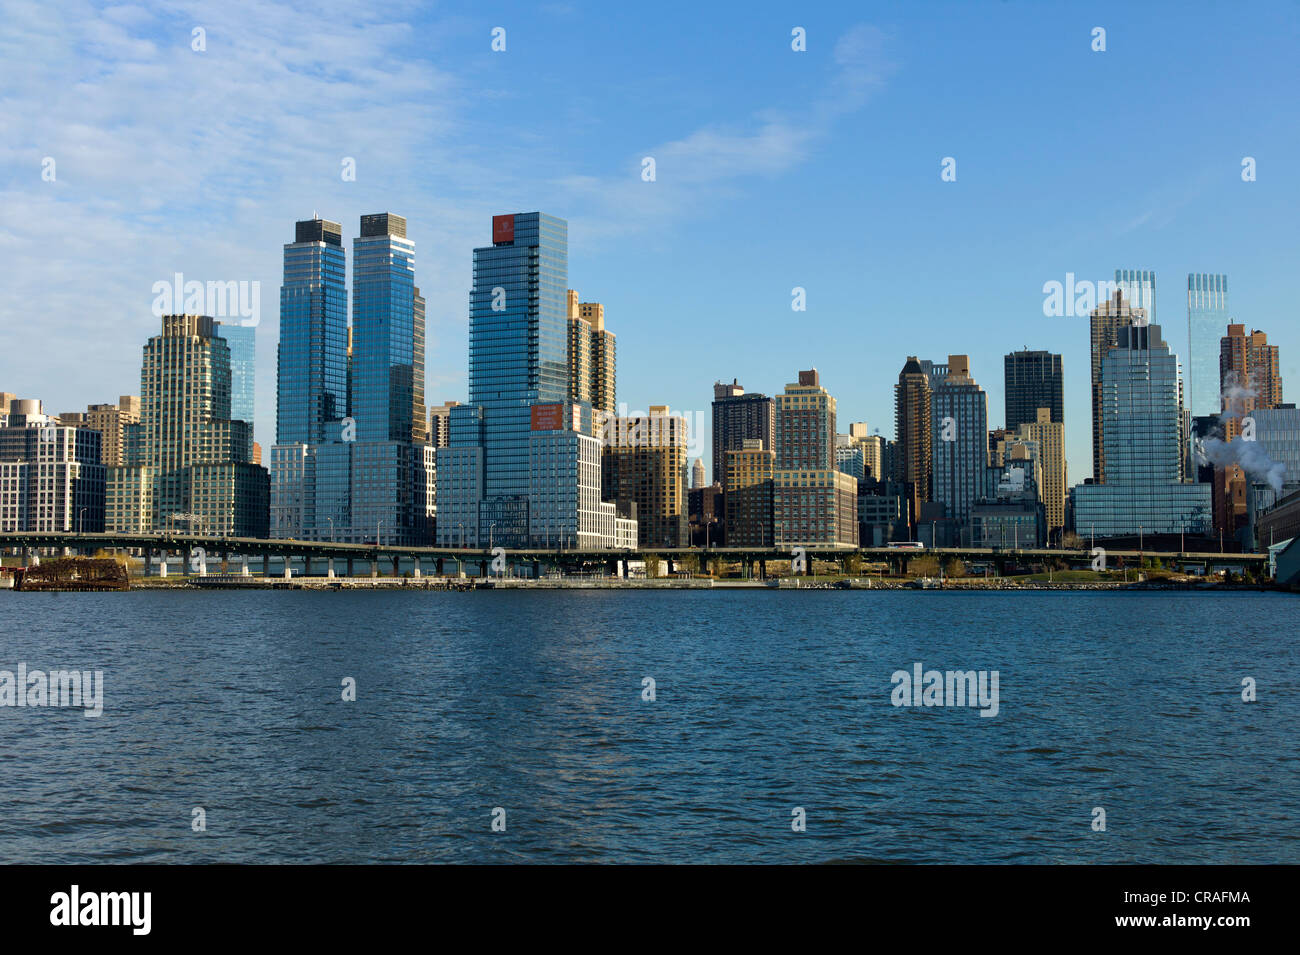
top-left (392, 556), bottom-right (400, 576)
top-left (436, 557), bottom-right (443, 576)
top-left (241, 555), bottom-right (250, 577)
top-left (158, 555), bottom-right (167, 578)
top-left (413, 557), bottom-right (421, 578)
top-left (759, 558), bottom-right (766, 580)
top-left (371, 558), bottom-right (378, 578)
top-left (327, 558), bottom-right (335, 579)
top-left (303, 556), bottom-right (311, 577)
top-left (346, 558), bottom-right (354, 577)
top-left (283, 560), bottom-right (292, 580)
top-left (479, 560), bottom-right (487, 577)
top-left (262, 555), bottom-right (270, 577)
top-left (144, 550), bottom-right (152, 576)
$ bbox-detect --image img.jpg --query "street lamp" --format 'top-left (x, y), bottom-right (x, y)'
top-left (78, 507), bottom-right (87, 535)
top-left (489, 521), bottom-right (496, 551)
top-left (325, 517), bottom-right (334, 540)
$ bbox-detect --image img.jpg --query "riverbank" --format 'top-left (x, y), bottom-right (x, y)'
top-left (85, 574), bottom-right (1288, 592)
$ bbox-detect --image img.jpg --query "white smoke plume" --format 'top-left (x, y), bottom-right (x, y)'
top-left (1197, 436), bottom-right (1286, 495)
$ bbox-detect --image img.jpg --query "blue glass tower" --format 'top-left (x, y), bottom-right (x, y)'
top-left (440, 212), bottom-right (570, 547)
top-left (352, 213), bottom-right (419, 444)
top-left (276, 218), bottom-right (346, 445)
top-left (1074, 323), bottom-right (1212, 537)
top-left (215, 322), bottom-right (256, 434)
top-left (1188, 273), bottom-right (1229, 418)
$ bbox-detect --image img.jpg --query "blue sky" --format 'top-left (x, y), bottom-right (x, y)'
top-left (3, 0), bottom-right (1298, 482)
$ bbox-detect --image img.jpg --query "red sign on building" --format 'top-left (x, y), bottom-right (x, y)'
top-left (531, 403), bottom-right (564, 431)
top-left (492, 214), bottom-right (515, 244)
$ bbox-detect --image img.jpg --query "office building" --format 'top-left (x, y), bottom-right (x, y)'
top-left (1016, 408), bottom-right (1066, 535)
top-left (1073, 323), bottom-right (1211, 537)
top-left (215, 322), bottom-right (256, 434)
top-left (1089, 290), bottom-right (1144, 482)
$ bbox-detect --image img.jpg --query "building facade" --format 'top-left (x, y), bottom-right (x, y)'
top-left (1073, 323), bottom-right (1211, 537)
top-left (1003, 349), bottom-right (1063, 432)
top-left (108, 314), bottom-right (268, 536)
top-left (1188, 272), bottom-right (1229, 419)
top-left (712, 380), bottom-right (773, 490)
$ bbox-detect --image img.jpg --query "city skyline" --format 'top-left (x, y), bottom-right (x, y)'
top-left (5, 2), bottom-right (1299, 487)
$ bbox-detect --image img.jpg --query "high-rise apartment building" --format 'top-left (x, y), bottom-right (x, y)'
top-left (601, 406), bottom-right (688, 548)
top-left (270, 216), bottom-right (432, 544)
top-left (428, 401), bottom-right (460, 448)
top-left (1003, 349), bottom-right (1063, 431)
top-left (930, 355), bottom-right (988, 528)
top-left (1090, 290), bottom-right (1144, 482)
top-left (1188, 273), bottom-right (1229, 418)
top-left (0, 399), bottom-right (105, 533)
top-left (772, 370), bottom-right (858, 547)
top-left (711, 380), bottom-right (773, 489)
top-left (59, 396), bottom-right (140, 468)
top-left (1220, 324), bottom-right (1282, 414)
top-left (893, 357), bottom-right (932, 530)
top-left (1073, 323), bottom-right (1211, 537)
top-left (566, 291), bottom-right (618, 416)
top-left (108, 314), bottom-right (268, 536)
top-left (1016, 408), bottom-right (1066, 535)
top-left (725, 439), bottom-right (774, 547)
top-left (440, 213), bottom-right (626, 549)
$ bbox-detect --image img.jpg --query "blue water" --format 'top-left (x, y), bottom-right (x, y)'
top-left (0, 590), bottom-right (1296, 863)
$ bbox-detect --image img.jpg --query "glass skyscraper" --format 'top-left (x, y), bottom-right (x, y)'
top-left (270, 215), bottom-right (433, 545)
top-left (276, 218), bottom-right (347, 445)
top-left (1115, 268), bottom-right (1156, 324)
top-left (1073, 323), bottom-right (1211, 537)
top-left (352, 214), bottom-right (420, 444)
top-left (930, 356), bottom-right (988, 527)
top-left (215, 322), bottom-right (256, 435)
top-left (1188, 273), bottom-right (1229, 418)
top-left (440, 212), bottom-right (570, 547)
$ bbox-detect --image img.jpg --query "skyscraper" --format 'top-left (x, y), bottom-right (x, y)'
top-left (930, 355), bottom-right (988, 527)
top-left (276, 217), bottom-right (346, 446)
top-left (1003, 349), bottom-right (1063, 431)
top-left (1016, 408), bottom-right (1066, 536)
top-left (566, 291), bottom-right (618, 416)
top-left (108, 314), bottom-right (268, 536)
top-left (271, 215), bottom-right (432, 545)
top-left (1073, 323), bottom-right (1211, 537)
top-left (352, 213), bottom-right (420, 444)
top-left (1220, 324), bottom-right (1282, 414)
top-left (1115, 269), bottom-right (1157, 323)
top-left (711, 380), bottom-right (773, 489)
top-left (215, 322), bottom-right (256, 435)
top-left (428, 401), bottom-right (460, 448)
top-left (772, 370), bottom-right (858, 547)
top-left (893, 357), bottom-right (932, 531)
top-left (1090, 290), bottom-right (1144, 482)
top-left (1188, 273), bottom-right (1229, 419)
top-left (440, 213), bottom-right (623, 549)
top-left (601, 406), bottom-right (688, 548)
